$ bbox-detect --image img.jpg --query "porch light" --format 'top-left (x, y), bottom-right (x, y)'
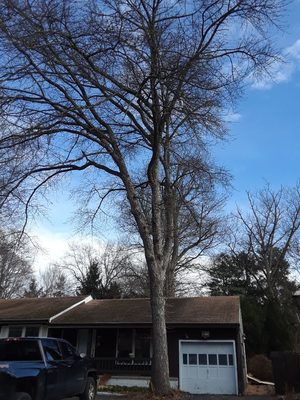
top-left (201, 330), bottom-right (210, 339)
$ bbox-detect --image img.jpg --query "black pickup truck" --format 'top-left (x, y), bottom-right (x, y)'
top-left (0, 337), bottom-right (98, 400)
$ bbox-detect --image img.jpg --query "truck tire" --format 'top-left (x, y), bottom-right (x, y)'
top-left (14, 393), bottom-right (32, 400)
top-left (79, 377), bottom-right (96, 400)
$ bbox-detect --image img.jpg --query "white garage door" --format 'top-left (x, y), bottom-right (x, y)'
top-left (180, 341), bottom-right (237, 395)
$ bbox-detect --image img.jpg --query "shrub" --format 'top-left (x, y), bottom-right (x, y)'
top-left (248, 354), bottom-right (274, 382)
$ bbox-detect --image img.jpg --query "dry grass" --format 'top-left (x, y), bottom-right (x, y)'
top-left (244, 383), bottom-right (275, 396)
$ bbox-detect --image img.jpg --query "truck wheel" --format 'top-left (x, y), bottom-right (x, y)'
top-left (80, 377), bottom-right (96, 400)
top-left (14, 393), bottom-right (32, 400)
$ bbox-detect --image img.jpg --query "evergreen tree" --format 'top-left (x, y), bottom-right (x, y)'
top-left (77, 260), bottom-right (122, 299)
top-left (23, 278), bottom-right (43, 298)
top-left (208, 250), bottom-right (298, 355)
top-left (77, 261), bottom-right (102, 298)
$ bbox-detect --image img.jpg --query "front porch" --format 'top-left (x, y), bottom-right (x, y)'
top-left (48, 326), bottom-right (153, 376)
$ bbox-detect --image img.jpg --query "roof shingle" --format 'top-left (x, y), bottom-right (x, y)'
top-left (53, 296), bottom-right (240, 325)
top-left (0, 296), bottom-right (240, 325)
top-left (0, 296), bottom-right (86, 321)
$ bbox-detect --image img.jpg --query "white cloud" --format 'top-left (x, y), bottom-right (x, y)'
top-left (30, 228), bottom-right (98, 272)
top-left (251, 59), bottom-right (295, 90)
top-left (251, 38), bottom-right (300, 90)
top-left (286, 39), bottom-right (300, 60)
top-left (31, 229), bottom-right (71, 272)
top-left (223, 112), bottom-right (242, 123)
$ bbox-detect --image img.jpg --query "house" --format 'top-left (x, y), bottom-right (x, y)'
top-left (0, 295), bottom-right (247, 395)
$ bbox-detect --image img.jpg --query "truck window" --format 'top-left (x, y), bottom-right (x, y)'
top-left (42, 339), bottom-right (62, 361)
top-left (0, 340), bottom-right (42, 361)
top-left (60, 341), bottom-right (77, 360)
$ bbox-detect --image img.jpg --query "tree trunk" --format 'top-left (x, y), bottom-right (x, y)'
top-left (164, 266), bottom-right (176, 297)
top-left (149, 267), bottom-right (170, 394)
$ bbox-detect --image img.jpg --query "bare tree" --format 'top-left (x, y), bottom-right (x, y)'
top-left (23, 266), bottom-right (73, 297)
top-left (0, 0), bottom-right (285, 392)
top-left (231, 184), bottom-right (300, 301)
top-left (39, 265), bottom-right (73, 297)
top-left (57, 241), bottom-right (133, 295)
top-left (0, 231), bottom-right (33, 298)
top-left (119, 156), bottom-right (228, 296)
top-left (121, 261), bottom-right (151, 297)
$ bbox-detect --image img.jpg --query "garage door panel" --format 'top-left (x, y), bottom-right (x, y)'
top-left (197, 366), bottom-right (207, 379)
top-left (180, 341), bottom-right (237, 395)
top-left (187, 366), bottom-right (198, 379)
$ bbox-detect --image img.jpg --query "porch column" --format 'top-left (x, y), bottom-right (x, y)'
top-left (39, 326), bottom-right (48, 337)
top-left (0, 326), bottom-right (9, 338)
top-left (77, 329), bottom-right (91, 355)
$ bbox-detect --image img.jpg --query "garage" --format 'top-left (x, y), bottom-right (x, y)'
top-left (179, 340), bottom-right (238, 395)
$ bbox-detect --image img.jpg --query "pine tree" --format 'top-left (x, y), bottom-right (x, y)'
top-left (23, 278), bottom-right (43, 298)
top-left (208, 249), bottom-right (298, 355)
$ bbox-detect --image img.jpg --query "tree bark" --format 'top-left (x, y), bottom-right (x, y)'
top-left (149, 266), bottom-right (170, 394)
top-left (164, 264), bottom-right (176, 297)
top-left (118, 160), bottom-right (172, 394)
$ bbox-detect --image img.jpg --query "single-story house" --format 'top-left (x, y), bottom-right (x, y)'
top-left (0, 295), bottom-right (247, 395)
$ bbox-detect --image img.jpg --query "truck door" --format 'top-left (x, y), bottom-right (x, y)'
top-left (41, 339), bottom-right (68, 400)
top-left (59, 341), bottom-right (86, 397)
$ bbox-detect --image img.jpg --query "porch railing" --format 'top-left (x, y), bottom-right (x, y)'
top-left (95, 357), bottom-right (152, 374)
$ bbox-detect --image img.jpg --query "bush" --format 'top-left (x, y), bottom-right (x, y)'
top-left (248, 354), bottom-right (274, 382)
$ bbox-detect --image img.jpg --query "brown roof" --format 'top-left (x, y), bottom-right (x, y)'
top-left (0, 296), bottom-right (86, 322)
top-left (53, 296), bottom-right (240, 325)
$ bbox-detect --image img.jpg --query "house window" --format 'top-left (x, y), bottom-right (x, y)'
top-left (189, 354), bottom-right (197, 365)
top-left (8, 326), bottom-right (40, 338)
top-left (48, 328), bottom-right (63, 339)
top-left (8, 326), bottom-right (23, 337)
top-left (135, 329), bottom-right (151, 359)
top-left (95, 329), bottom-right (117, 358)
top-left (48, 328), bottom-right (77, 347)
top-left (208, 354), bottom-right (217, 365)
top-left (25, 327), bottom-right (40, 337)
top-left (218, 354), bottom-right (228, 365)
top-left (199, 354), bottom-right (207, 365)
top-left (116, 328), bottom-right (151, 360)
top-left (117, 329), bottom-right (133, 358)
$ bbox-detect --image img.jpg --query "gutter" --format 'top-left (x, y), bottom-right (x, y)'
top-left (49, 295), bottom-right (93, 323)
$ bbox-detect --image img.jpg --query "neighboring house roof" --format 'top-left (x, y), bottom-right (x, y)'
top-left (53, 296), bottom-right (240, 326)
top-left (0, 296), bottom-right (89, 322)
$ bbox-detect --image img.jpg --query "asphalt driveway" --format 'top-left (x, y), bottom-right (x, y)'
top-left (64, 395), bottom-right (125, 400)
top-left (65, 395), bottom-right (276, 400)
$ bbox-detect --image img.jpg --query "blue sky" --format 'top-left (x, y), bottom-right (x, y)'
top-left (32, 0), bottom-right (300, 266)
top-left (214, 0), bottom-right (300, 209)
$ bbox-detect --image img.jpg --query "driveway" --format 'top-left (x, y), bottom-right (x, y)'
top-left (65, 395), bottom-right (276, 400)
top-left (64, 394), bottom-right (125, 400)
